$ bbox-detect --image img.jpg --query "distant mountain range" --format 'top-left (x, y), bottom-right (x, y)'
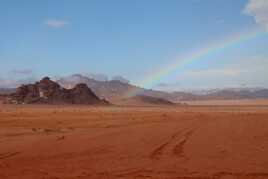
top-left (190, 89), bottom-right (268, 100)
top-left (57, 74), bottom-right (268, 102)
top-left (1, 74), bottom-right (268, 102)
top-left (0, 88), bottom-right (15, 95)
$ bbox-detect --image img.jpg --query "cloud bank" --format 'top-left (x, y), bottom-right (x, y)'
top-left (244, 0), bottom-right (268, 30)
top-left (44, 19), bottom-right (69, 28)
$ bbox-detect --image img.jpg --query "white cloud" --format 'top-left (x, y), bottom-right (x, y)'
top-left (44, 19), bottom-right (69, 28)
top-left (244, 0), bottom-right (268, 30)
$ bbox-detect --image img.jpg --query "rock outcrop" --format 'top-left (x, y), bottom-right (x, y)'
top-left (7, 77), bottom-right (109, 105)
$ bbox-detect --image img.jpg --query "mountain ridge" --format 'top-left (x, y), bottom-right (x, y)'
top-left (57, 74), bottom-right (268, 102)
top-left (1, 74), bottom-right (268, 102)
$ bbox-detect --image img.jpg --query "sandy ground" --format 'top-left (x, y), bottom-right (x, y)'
top-left (183, 99), bottom-right (268, 106)
top-left (1, 103), bottom-right (268, 179)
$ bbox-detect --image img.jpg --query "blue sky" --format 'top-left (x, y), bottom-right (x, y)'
top-left (0, 0), bottom-right (268, 90)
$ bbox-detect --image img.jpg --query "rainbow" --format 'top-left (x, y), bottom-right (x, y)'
top-left (125, 28), bottom-right (266, 97)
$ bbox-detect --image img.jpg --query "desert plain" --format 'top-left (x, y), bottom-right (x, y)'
top-left (1, 101), bottom-right (268, 179)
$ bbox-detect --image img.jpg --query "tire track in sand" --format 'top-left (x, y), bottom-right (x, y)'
top-left (0, 152), bottom-right (20, 160)
top-left (150, 120), bottom-right (201, 160)
top-left (172, 130), bottom-right (194, 157)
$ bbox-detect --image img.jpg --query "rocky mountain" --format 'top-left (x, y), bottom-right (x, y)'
top-left (57, 74), bottom-right (268, 102)
top-left (57, 74), bottom-right (146, 101)
top-left (7, 77), bottom-right (109, 105)
top-left (57, 74), bottom-right (192, 102)
top-left (2, 75), bottom-right (268, 104)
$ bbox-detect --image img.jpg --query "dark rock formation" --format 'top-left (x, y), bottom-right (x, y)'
top-left (7, 77), bottom-right (109, 105)
top-left (119, 95), bottom-right (175, 106)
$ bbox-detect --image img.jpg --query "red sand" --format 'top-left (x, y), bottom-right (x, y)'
top-left (1, 103), bottom-right (268, 179)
